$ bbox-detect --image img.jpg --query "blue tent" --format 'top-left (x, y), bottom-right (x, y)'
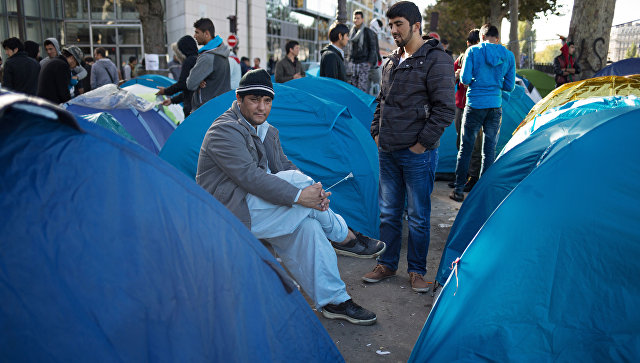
top-left (121, 74), bottom-right (176, 89)
top-left (436, 84), bottom-right (535, 174)
top-left (65, 104), bottom-right (176, 154)
top-left (435, 95), bottom-right (640, 287)
top-left (160, 84), bottom-right (380, 237)
top-left (0, 92), bottom-right (343, 362)
top-left (594, 57), bottom-right (640, 77)
top-left (286, 77), bottom-right (376, 130)
top-left (411, 104), bottom-right (640, 361)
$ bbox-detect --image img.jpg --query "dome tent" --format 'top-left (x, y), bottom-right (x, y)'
top-left (516, 68), bottom-right (555, 97)
top-left (121, 74), bottom-right (176, 89)
top-left (594, 57), bottom-right (640, 77)
top-left (413, 105), bottom-right (640, 361)
top-left (0, 92), bottom-right (343, 362)
top-left (159, 84), bottom-right (380, 238)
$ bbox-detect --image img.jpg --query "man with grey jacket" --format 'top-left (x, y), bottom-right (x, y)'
top-left (91, 47), bottom-right (119, 89)
top-left (186, 18), bottom-right (231, 110)
top-left (197, 69), bottom-right (384, 326)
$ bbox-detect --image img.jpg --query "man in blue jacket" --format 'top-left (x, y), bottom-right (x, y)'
top-left (450, 23), bottom-right (515, 202)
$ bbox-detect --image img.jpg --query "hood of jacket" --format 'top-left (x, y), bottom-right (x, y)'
top-left (178, 35), bottom-right (198, 57)
top-left (478, 42), bottom-right (510, 67)
top-left (389, 38), bottom-right (443, 62)
top-left (199, 36), bottom-right (228, 57)
top-left (44, 37), bottom-right (61, 56)
top-left (320, 44), bottom-right (344, 58)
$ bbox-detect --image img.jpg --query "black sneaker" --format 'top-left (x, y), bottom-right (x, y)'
top-left (447, 181), bottom-right (455, 188)
top-left (322, 299), bottom-right (377, 325)
top-left (331, 229), bottom-right (386, 258)
top-left (449, 190), bottom-right (465, 202)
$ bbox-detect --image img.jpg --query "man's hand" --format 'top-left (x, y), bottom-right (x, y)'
top-left (200, 80), bottom-right (207, 88)
top-left (296, 183), bottom-right (331, 211)
top-left (409, 142), bottom-right (426, 154)
top-left (161, 98), bottom-right (172, 106)
top-left (567, 67), bottom-right (576, 74)
top-left (455, 68), bottom-right (461, 79)
top-left (156, 86), bottom-right (165, 95)
top-left (293, 73), bottom-right (303, 79)
top-left (374, 135), bottom-right (379, 147)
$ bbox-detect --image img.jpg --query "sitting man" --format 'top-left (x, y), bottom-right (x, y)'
top-left (196, 69), bottom-right (384, 325)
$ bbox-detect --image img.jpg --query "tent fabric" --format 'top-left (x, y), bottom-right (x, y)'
top-left (159, 84), bottom-right (380, 237)
top-left (121, 74), bottom-right (176, 89)
top-left (65, 104), bottom-right (176, 154)
top-left (0, 93), bottom-right (344, 362)
top-left (436, 84), bottom-right (534, 174)
top-left (286, 77), bottom-right (376, 130)
top-left (515, 75), bottom-right (640, 134)
top-left (434, 96), bottom-right (640, 287)
top-left (122, 83), bottom-right (185, 124)
top-left (515, 74), bottom-right (542, 103)
top-left (516, 69), bottom-right (555, 97)
top-left (412, 106), bottom-right (640, 362)
top-left (594, 57), bottom-right (640, 77)
top-left (78, 112), bottom-right (136, 142)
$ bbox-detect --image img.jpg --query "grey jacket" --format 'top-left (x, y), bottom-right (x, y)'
top-left (371, 39), bottom-right (455, 151)
top-left (196, 101), bottom-right (299, 229)
top-left (91, 58), bottom-right (119, 89)
top-left (186, 44), bottom-right (231, 110)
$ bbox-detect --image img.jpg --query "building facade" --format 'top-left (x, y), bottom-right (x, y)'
top-left (609, 20), bottom-right (640, 63)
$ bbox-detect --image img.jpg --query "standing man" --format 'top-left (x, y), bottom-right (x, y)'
top-left (320, 22), bottom-right (349, 82)
top-left (448, 28), bottom-right (482, 192)
top-left (37, 46), bottom-right (83, 104)
top-left (91, 48), bottom-right (119, 89)
top-left (186, 18), bottom-right (231, 111)
top-left (553, 40), bottom-right (580, 88)
top-left (2, 37), bottom-right (40, 95)
top-left (253, 57), bottom-right (261, 69)
top-left (123, 56), bottom-right (138, 81)
top-left (450, 24), bottom-right (515, 202)
top-left (240, 57), bottom-right (252, 75)
top-left (39, 38), bottom-right (61, 66)
top-left (364, 1), bottom-right (455, 292)
top-left (348, 10), bottom-right (378, 92)
top-left (197, 69), bottom-right (384, 325)
top-left (274, 40), bottom-right (305, 83)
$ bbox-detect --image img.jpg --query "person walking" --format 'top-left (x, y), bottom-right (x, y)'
top-left (2, 37), bottom-right (40, 95)
top-left (186, 18), bottom-right (231, 111)
top-left (450, 24), bottom-right (515, 202)
top-left (320, 22), bottom-right (350, 82)
top-left (363, 1), bottom-right (455, 292)
top-left (348, 10), bottom-right (378, 92)
top-left (91, 47), bottom-right (119, 89)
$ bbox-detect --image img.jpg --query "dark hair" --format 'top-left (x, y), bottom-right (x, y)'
top-left (128, 56), bottom-right (137, 63)
top-left (480, 24), bottom-right (499, 38)
top-left (95, 47), bottom-right (106, 57)
top-left (241, 56), bottom-right (249, 62)
top-left (254, 57), bottom-right (260, 62)
top-left (285, 40), bottom-right (299, 55)
top-left (467, 28), bottom-right (480, 45)
top-left (422, 34), bottom-right (432, 41)
top-left (24, 40), bottom-right (39, 58)
top-left (2, 37), bottom-right (24, 52)
top-left (386, 1), bottom-right (421, 26)
top-left (441, 38), bottom-right (449, 45)
top-left (376, 19), bottom-right (383, 28)
top-left (329, 22), bottom-right (350, 42)
top-left (43, 39), bottom-right (55, 47)
top-left (84, 56), bottom-right (94, 62)
top-left (193, 18), bottom-right (215, 37)
top-left (353, 10), bottom-right (364, 18)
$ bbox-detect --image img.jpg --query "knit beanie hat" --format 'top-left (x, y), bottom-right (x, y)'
top-left (236, 68), bottom-right (275, 99)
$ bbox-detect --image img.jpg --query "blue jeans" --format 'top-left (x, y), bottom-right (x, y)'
top-left (378, 148), bottom-right (438, 275)
top-left (454, 106), bottom-right (502, 193)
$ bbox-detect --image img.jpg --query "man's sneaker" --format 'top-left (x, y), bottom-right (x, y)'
top-left (449, 190), bottom-right (465, 202)
top-left (331, 230), bottom-right (386, 258)
top-left (362, 264), bottom-right (396, 283)
top-left (409, 272), bottom-right (430, 293)
top-left (447, 181), bottom-right (455, 188)
top-left (322, 299), bottom-right (377, 326)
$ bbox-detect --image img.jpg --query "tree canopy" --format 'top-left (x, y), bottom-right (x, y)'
top-left (436, 0), bottom-right (562, 24)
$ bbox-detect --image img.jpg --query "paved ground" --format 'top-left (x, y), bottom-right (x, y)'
top-left (313, 181), bottom-right (461, 362)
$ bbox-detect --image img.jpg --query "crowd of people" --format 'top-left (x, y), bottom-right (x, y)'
top-left (2, 0), bottom-right (564, 328)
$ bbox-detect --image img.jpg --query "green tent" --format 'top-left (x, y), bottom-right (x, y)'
top-left (79, 112), bottom-right (136, 143)
top-left (517, 69), bottom-right (555, 98)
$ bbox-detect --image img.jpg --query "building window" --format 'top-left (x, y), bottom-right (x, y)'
top-left (90, 0), bottom-right (114, 21)
top-left (65, 0), bottom-right (88, 20)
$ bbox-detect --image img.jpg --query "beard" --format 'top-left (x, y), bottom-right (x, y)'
top-left (393, 30), bottom-right (412, 48)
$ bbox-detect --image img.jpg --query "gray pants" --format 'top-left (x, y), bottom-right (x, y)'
top-left (455, 106), bottom-right (482, 180)
top-left (350, 62), bottom-right (371, 93)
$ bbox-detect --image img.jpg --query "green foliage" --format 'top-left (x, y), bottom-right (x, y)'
top-left (422, 3), bottom-right (479, 55)
top-left (518, 20), bottom-right (536, 56)
top-left (626, 43), bottom-right (638, 59)
top-left (535, 43), bottom-right (560, 63)
top-left (436, 0), bottom-right (562, 23)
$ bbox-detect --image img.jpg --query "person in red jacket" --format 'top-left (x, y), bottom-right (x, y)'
top-left (449, 29), bottom-right (481, 192)
top-left (553, 39), bottom-right (581, 88)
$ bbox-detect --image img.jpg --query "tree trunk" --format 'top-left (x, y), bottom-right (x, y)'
top-left (336, 0), bottom-right (347, 24)
top-left (135, 0), bottom-right (167, 72)
top-left (508, 0), bottom-right (519, 66)
top-left (489, 0), bottom-right (502, 34)
top-left (568, 0), bottom-right (616, 79)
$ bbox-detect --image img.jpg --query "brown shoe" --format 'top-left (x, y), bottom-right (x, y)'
top-left (362, 264), bottom-right (396, 283)
top-left (409, 272), bottom-right (430, 292)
